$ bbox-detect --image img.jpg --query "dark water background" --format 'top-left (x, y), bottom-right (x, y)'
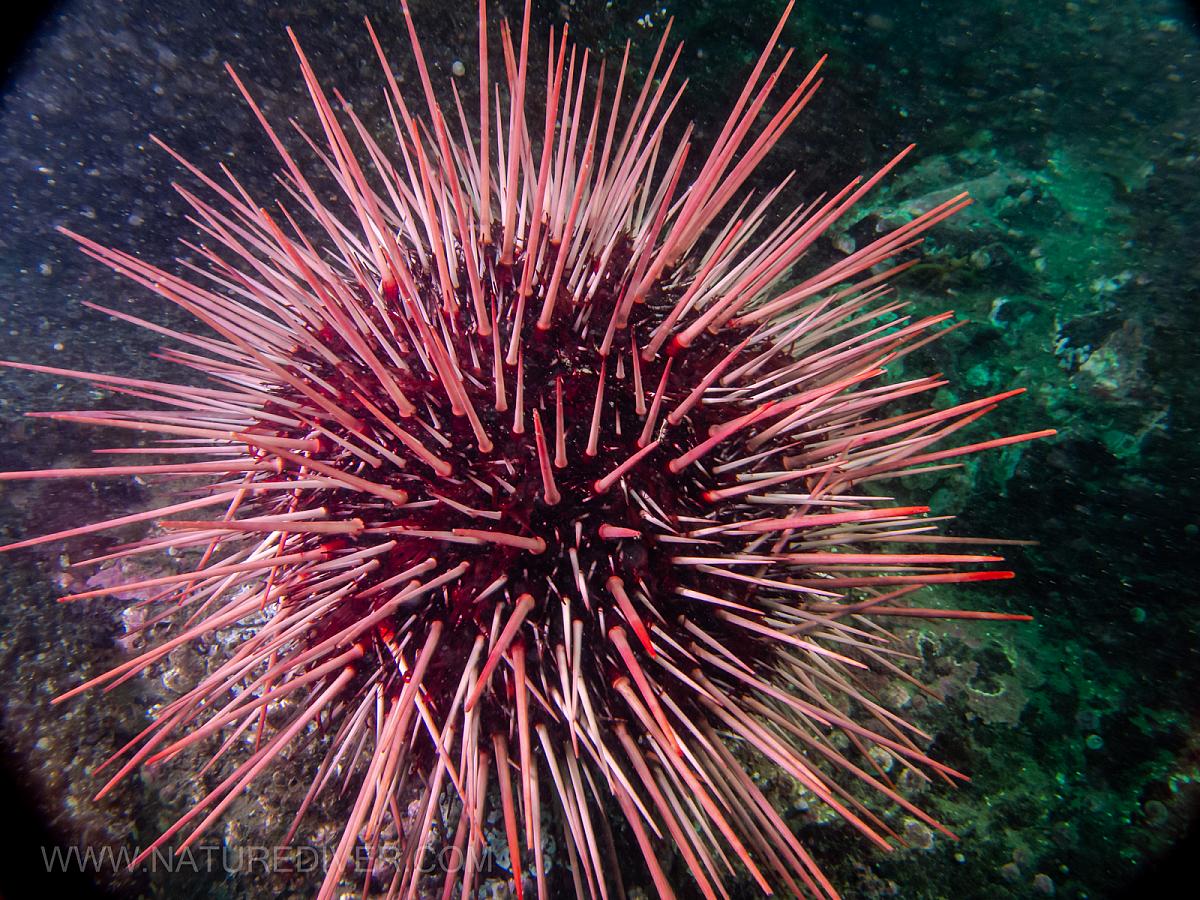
top-left (0, 1), bottom-right (1197, 897)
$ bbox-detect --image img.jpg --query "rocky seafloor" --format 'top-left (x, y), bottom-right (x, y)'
top-left (0, 1), bottom-right (1197, 898)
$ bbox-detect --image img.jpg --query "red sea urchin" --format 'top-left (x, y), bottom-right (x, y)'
top-left (1, 1), bottom-right (1053, 897)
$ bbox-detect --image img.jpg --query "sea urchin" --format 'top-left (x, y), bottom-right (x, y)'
top-left (1, 1), bottom-right (1053, 897)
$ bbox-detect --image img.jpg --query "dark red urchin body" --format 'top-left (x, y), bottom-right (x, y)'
top-left (0, 1), bottom-right (1053, 898)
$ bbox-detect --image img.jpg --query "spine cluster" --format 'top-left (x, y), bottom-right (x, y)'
top-left (0, 2), bottom-right (1051, 898)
